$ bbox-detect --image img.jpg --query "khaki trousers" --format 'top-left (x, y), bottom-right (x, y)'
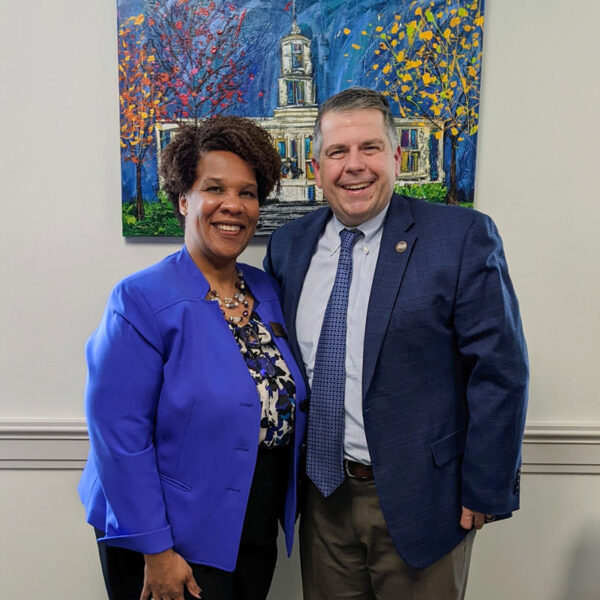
top-left (300, 478), bottom-right (475, 600)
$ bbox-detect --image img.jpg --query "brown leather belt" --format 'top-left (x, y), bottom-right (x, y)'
top-left (344, 459), bottom-right (374, 480)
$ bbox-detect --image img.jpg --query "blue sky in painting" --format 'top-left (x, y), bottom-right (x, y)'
top-left (118, 0), bottom-right (483, 204)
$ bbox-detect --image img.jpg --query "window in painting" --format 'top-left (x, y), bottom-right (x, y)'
top-left (298, 81), bottom-right (305, 104)
top-left (305, 136), bottom-right (313, 159)
top-left (277, 140), bottom-right (286, 158)
top-left (428, 132), bottom-right (439, 181)
top-left (291, 42), bottom-right (304, 70)
top-left (286, 80), bottom-right (305, 105)
top-left (160, 129), bottom-right (176, 150)
top-left (399, 128), bottom-right (419, 173)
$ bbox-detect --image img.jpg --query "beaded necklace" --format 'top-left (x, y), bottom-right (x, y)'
top-left (207, 269), bottom-right (250, 324)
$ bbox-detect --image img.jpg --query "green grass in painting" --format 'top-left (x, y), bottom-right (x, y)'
top-left (395, 182), bottom-right (473, 208)
top-left (122, 190), bottom-right (183, 236)
top-left (395, 182), bottom-right (448, 203)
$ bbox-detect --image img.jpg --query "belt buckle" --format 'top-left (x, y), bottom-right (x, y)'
top-left (344, 459), bottom-right (370, 480)
top-left (344, 459), bottom-right (356, 479)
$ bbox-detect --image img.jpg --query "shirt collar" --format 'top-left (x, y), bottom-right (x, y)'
top-left (326, 202), bottom-right (390, 255)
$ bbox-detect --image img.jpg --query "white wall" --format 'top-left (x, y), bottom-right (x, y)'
top-left (475, 0), bottom-right (600, 424)
top-left (0, 1), bottom-right (599, 598)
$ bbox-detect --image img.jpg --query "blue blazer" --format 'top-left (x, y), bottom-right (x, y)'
top-left (264, 194), bottom-right (528, 569)
top-left (78, 246), bottom-right (308, 571)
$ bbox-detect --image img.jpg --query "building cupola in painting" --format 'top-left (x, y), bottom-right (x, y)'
top-left (278, 1), bottom-right (315, 108)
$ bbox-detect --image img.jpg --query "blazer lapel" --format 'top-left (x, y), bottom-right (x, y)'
top-left (284, 208), bottom-right (330, 361)
top-left (363, 195), bottom-right (417, 397)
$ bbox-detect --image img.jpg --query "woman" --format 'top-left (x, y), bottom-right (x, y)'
top-left (78, 117), bottom-right (307, 600)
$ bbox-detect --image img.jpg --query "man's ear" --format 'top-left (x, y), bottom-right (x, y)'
top-left (393, 146), bottom-right (401, 177)
top-left (312, 158), bottom-right (322, 189)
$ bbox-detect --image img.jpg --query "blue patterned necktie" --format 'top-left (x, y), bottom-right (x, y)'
top-left (306, 228), bottom-right (362, 497)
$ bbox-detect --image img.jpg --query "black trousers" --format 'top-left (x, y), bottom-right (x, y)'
top-left (95, 446), bottom-right (289, 600)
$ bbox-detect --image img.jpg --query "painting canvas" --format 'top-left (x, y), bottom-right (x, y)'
top-left (117, 0), bottom-right (485, 236)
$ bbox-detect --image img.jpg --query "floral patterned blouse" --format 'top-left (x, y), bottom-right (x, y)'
top-left (228, 312), bottom-right (296, 448)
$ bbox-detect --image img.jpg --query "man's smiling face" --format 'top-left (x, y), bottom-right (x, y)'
top-left (312, 108), bottom-right (400, 227)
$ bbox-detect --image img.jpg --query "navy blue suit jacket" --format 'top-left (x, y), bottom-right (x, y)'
top-left (264, 194), bottom-right (528, 569)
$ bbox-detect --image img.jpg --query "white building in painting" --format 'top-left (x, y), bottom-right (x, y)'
top-left (256, 14), bottom-right (321, 202)
top-left (156, 2), bottom-right (444, 207)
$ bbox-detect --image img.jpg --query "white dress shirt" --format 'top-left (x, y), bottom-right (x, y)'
top-left (296, 204), bottom-right (389, 464)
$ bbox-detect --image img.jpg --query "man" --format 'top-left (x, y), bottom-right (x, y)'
top-left (264, 87), bottom-right (528, 599)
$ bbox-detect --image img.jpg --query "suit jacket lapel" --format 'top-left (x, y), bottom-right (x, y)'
top-left (363, 195), bottom-right (417, 397)
top-left (285, 208), bottom-right (330, 362)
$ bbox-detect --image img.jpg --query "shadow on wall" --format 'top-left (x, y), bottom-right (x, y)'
top-left (560, 521), bottom-right (600, 600)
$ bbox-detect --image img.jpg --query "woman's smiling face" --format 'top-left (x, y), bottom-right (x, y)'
top-left (180, 150), bottom-right (259, 270)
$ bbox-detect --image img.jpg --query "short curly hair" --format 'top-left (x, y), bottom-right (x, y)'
top-left (159, 116), bottom-right (281, 228)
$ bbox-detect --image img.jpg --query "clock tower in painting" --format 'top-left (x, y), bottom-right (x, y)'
top-left (278, 3), bottom-right (316, 109)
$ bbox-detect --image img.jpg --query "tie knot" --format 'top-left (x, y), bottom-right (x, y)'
top-left (340, 228), bottom-right (361, 252)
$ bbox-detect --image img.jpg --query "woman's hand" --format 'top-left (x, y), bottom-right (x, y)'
top-left (140, 548), bottom-right (201, 600)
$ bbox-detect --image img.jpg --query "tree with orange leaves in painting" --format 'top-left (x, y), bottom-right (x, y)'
top-left (119, 14), bottom-right (167, 220)
top-left (366, 0), bottom-right (484, 205)
top-left (145, 0), bottom-right (249, 124)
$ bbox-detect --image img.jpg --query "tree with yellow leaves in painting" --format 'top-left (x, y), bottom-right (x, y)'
top-left (369, 1), bottom-right (483, 205)
top-left (119, 14), bottom-right (167, 221)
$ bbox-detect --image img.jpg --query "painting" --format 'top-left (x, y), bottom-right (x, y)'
top-left (117, 0), bottom-right (485, 236)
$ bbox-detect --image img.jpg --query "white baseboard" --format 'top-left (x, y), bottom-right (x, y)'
top-left (1, 419), bottom-right (599, 472)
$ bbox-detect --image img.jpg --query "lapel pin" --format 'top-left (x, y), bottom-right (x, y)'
top-left (395, 241), bottom-right (408, 253)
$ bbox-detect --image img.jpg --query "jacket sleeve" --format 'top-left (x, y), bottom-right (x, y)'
top-left (85, 281), bottom-right (173, 553)
top-left (454, 212), bottom-right (529, 516)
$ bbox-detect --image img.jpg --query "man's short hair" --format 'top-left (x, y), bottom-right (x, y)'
top-left (312, 87), bottom-right (399, 159)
